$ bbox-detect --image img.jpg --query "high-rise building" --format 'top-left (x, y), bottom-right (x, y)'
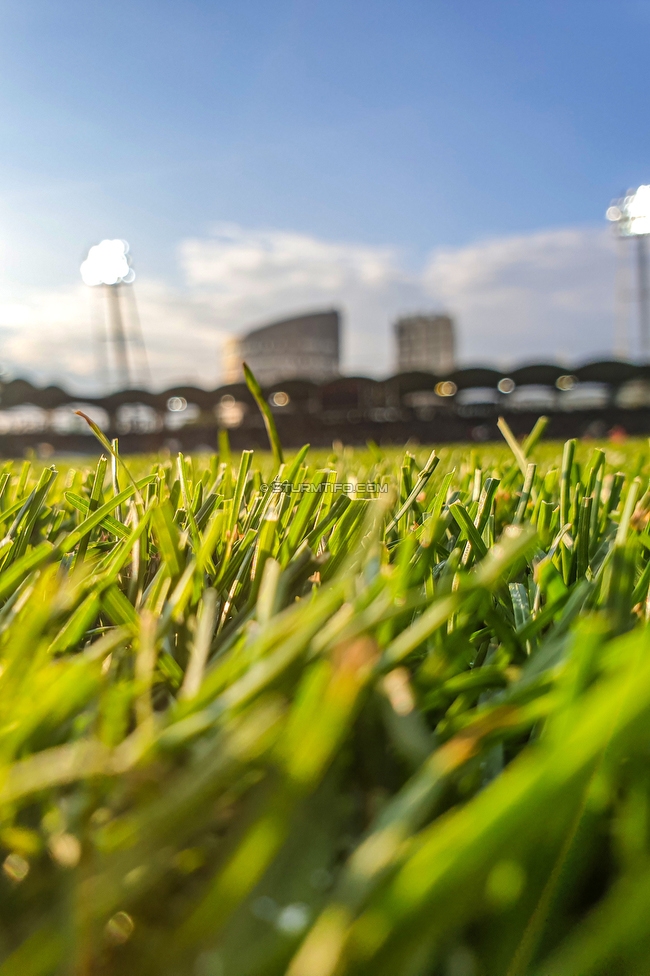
top-left (395, 314), bottom-right (456, 375)
top-left (222, 310), bottom-right (340, 386)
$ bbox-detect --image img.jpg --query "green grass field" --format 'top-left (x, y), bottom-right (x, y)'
top-left (1, 407), bottom-right (650, 975)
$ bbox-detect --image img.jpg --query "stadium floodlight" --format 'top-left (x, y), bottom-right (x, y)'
top-left (607, 186), bottom-right (650, 238)
top-left (607, 186), bottom-right (650, 361)
top-left (81, 240), bottom-right (138, 389)
top-left (80, 239), bottom-right (135, 287)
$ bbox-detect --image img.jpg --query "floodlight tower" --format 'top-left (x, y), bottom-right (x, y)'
top-left (80, 240), bottom-right (136, 390)
top-left (607, 186), bottom-right (650, 361)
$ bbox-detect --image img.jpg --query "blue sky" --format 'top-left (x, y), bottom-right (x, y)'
top-left (0, 0), bottom-right (648, 388)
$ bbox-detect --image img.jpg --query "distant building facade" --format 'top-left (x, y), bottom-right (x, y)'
top-left (221, 337), bottom-right (243, 385)
top-left (395, 314), bottom-right (456, 375)
top-left (223, 310), bottom-right (340, 386)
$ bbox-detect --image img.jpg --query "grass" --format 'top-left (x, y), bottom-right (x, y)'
top-left (0, 405), bottom-right (650, 974)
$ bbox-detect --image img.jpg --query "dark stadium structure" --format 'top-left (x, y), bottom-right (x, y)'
top-left (2, 360), bottom-right (650, 453)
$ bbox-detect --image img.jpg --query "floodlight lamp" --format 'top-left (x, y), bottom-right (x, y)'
top-left (80, 239), bottom-right (135, 286)
top-left (607, 186), bottom-right (650, 237)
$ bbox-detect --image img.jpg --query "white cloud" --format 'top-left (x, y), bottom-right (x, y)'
top-left (182, 223), bottom-right (400, 291)
top-left (179, 223), bottom-right (423, 376)
top-left (423, 227), bottom-right (618, 366)
top-left (0, 222), bottom-right (622, 393)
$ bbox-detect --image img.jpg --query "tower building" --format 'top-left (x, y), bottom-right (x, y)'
top-left (395, 314), bottom-right (455, 375)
